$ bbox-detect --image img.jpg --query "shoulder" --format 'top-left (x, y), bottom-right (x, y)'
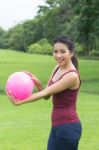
top-left (62, 70), bottom-right (79, 85)
top-left (62, 69), bottom-right (79, 79)
top-left (63, 71), bottom-right (78, 81)
top-left (61, 71), bottom-right (80, 89)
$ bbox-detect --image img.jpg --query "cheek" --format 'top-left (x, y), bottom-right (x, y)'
top-left (53, 53), bottom-right (56, 60)
top-left (63, 53), bottom-right (69, 58)
top-left (64, 52), bottom-right (72, 58)
top-left (63, 54), bottom-right (71, 62)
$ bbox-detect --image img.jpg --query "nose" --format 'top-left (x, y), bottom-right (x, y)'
top-left (56, 52), bottom-right (62, 58)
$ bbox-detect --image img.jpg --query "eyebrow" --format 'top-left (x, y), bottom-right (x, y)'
top-left (61, 49), bottom-right (67, 50)
top-left (53, 48), bottom-right (67, 51)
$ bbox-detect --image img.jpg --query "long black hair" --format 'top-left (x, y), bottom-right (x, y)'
top-left (53, 35), bottom-right (79, 70)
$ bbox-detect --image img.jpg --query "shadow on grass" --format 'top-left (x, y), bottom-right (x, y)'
top-left (0, 89), bottom-right (5, 95)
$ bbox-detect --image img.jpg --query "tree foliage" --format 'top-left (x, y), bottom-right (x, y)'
top-left (0, 0), bottom-right (99, 56)
top-left (76, 0), bottom-right (99, 54)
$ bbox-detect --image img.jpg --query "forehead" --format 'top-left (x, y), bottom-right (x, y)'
top-left (54, 42), bottom-right (68, 50)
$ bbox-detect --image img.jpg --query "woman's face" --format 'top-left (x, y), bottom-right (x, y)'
top-left (53, 42), bottom-right (73, 67)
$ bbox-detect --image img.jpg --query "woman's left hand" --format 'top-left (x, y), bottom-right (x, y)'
top-left (23, 71), bottom-right (43, 91)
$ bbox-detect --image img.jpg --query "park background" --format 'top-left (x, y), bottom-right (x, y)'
top-left (0, 0), bottom-right (99, 150)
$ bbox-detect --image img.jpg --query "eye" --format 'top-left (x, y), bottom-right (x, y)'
top-left (53, 50), bottom-right (58, 53)
top-left (61, 49), bottom-right (67, 53)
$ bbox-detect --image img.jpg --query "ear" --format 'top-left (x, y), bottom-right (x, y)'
top-left (70, 51), bottom-right (74, 58)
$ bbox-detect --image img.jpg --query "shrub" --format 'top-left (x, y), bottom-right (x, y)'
top-left (28, 43), bottom-right (42, 54)
top-left (27, 38), bottom-right (52, 55)
top-left (89, 50), bottom-right (99, 57)
top-left (75, 42), bottom-right (84, 56)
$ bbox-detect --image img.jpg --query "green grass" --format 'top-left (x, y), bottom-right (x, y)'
top-left (0, 49), bottom-right (99, 150)
top-left (78, 93), bottom-right (99, 150)
top-left (0, 93), bottom-right (99, 150)
top-left (0, 50), bottom-right (99, 95)
top-left (0, 50), bottom-right (55, 94)
top-left (79, 59), bottom-right (99, 95)
top-left (0, 95), bottom-right (51, 150)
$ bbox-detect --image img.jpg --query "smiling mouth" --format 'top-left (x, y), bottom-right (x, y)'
top-left (57, 60), bottom-right (64, 63)
top-left (57, 58), bottom-right (64, 61)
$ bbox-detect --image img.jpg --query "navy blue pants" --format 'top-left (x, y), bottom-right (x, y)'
top-left (47, 122), bottom-right (82, 150)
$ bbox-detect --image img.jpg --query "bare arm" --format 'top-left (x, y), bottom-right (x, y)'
top-left (9, 72), bottom-right (79, 105)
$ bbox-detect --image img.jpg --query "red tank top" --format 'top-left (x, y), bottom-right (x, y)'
top-left (48, 67), bottom-right (81, 127)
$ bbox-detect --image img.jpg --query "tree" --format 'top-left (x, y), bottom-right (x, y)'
top-left (77, 0), bottom-right (99, 55)
top-left (37, 0), bottom-right (73, 42)
top-left (0, 27), bottom-right (6, 48)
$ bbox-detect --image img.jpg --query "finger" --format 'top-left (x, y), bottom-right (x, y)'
top-left (6, 90), bottom-right (15, 101)
top-left (5, 88), bottom-right (17, 105)
top-left (23, 71), bottom-right (33, 77)
top-left (5, 88), bottom-right (11, 99)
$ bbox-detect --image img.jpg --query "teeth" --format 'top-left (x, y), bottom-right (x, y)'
top-left (57, 59), bottom-right (63, 60)
top-left (57, 60), bottom-right (63, 62)
top-left (58, 61), bottom-right (62, 63)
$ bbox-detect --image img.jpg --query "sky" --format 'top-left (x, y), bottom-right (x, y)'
top-left (0, 0), bottom-right (45, 30)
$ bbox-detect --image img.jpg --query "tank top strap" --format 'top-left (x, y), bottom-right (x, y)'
top-left (51, 66), bottom-right (81, 85)
top-left (60, 69), bottom-right (80, 79)
top-left (51, 66), bottom-right (59, 78)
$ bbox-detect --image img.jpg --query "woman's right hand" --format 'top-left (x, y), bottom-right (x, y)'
top-left (5, 88), bottom-right (21, 105)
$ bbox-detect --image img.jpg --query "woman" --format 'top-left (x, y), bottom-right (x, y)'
top-left (7, 35), bottom-right (82, 150)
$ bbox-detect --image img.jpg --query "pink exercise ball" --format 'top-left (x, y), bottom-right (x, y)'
top-left (6, 72), bottom-right (35, 101)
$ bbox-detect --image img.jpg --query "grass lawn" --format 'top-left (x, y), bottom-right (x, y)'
top-left (0, 50), bottom-right (99, 150)
top-left (78, 93), bottom-right (99, 150)
top-left (0, 50), bottom-right (99, 95)
top-left (0, 93), bottom-right (99, 150)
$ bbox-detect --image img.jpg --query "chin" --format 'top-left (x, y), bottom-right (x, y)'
top-left (58, 63), bottom-right (64, 67)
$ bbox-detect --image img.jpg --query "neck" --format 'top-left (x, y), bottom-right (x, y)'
top-left (59, 62), bottom-right (75, 71)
